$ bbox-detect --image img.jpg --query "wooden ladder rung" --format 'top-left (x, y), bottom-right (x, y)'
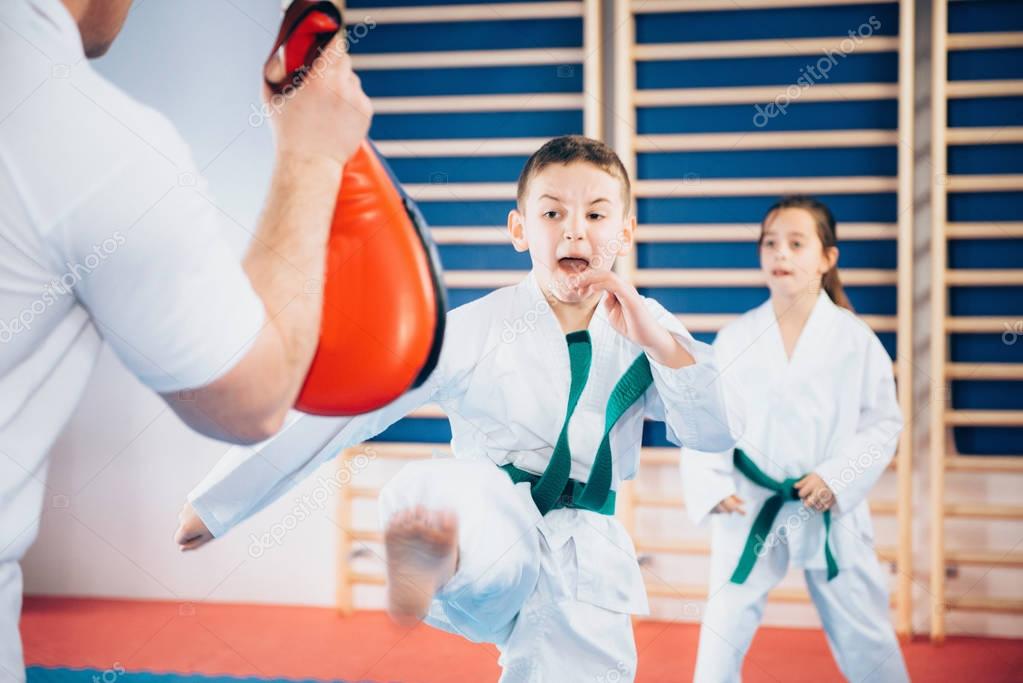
top-left (945, 456), bottom-right (1023, 473)
top-left (945, 596), bottom-right (1023, 614)
top-left (344, 529), bottom-right (383, 543)
top-left (350, 572), bottom-right (386, 586)
top-left (946, 363), bottom-right (1023, 380)
top-left (945, 550), bottom-right (1023, 568)
top-left (636, 539), bottom-right (709, 555)
top-left (945, 269), bottom-right (1023, 286)
top-left (645, 582), bottom-right (811, 603)
top-left (945, 316), bottom-right (1021, 333)
top-left (944, 503), bottom-right (1023, 520)
top-left (945, 410), bottom-right (1023, 427)
top-left (946, 221), bottom-right (1023, 238)
top-left (634, 494), bottom-right (684, 508)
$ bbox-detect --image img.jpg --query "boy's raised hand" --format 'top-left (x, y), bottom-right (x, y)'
top-left (572, 269), bottom-right (695, 368)
top-left (175, 502), bottom-right (214, 551)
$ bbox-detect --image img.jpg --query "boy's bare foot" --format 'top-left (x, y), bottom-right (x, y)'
top-left (384, 505), bottom-right (458, 626)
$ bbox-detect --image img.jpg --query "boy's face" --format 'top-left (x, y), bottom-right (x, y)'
top-left (508, 161), bottom-right (635, 304)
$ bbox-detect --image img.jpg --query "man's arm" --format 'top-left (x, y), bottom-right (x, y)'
top-left (161, 43), bottom-right (373, 443)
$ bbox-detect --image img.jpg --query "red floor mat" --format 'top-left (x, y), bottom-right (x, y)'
top-left (21, 596), bottom-right (1023, 682)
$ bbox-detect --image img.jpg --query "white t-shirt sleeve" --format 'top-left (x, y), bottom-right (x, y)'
top-left (43, 121), bottom-right (266, 394)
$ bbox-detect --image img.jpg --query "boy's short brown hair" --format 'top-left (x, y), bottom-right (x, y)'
top-left (515, 135), bottom-right (632, 212)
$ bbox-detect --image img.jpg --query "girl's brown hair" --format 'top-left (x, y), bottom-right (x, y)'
top-left (760, 195), bottom-right (853, 312)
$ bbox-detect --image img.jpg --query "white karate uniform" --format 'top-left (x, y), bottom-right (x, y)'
top-left (680, 291), bottom-right (909, 683)
top-left (189, 271), bottom-right (741, 683)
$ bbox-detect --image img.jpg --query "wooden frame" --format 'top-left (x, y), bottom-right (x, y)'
top-left (611, 0), bottom-right (917, 637)
top-left (929, 0), bottom-right (1023, 642)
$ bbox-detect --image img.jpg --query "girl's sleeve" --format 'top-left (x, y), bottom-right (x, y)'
top-left (680, 446), bottom-right (737, 527)
top-left (813, 334), bottom-right (903, 516)
top-left (642, 297), bottom-right (744, 454)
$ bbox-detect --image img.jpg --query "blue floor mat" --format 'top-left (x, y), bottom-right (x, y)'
top-left (26, 668), bottom-right (377, 683)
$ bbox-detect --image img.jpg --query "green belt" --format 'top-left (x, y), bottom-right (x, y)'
top-left (506, 329), bottom-right (653, 517)
top-left (501, 463), bottom-right (617, 515)
top-left (730, 448), bottom-right (838, 584)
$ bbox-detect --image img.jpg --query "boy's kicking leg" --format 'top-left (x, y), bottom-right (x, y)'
top-left (381, 460), bottom-right (639, 682)
top-left (380, 457), bottom-right (543, 644)
top-left (385, 506), bottom-right (458, 625)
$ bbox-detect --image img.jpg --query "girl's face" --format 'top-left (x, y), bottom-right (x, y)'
top-left (508, 161), bottom-right (635, 304)
top-left (759, 207), bottom-right (838, 301)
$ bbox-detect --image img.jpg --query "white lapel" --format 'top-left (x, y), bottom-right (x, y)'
top-left (787, 290), bottom-right (834, 370)
top-left (762, 289), bottom-right (833, 370)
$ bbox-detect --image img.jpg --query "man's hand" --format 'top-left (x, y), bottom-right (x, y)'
top-left (175, 502), bottom-right (214, 551)
top-left (267, 33), bottom-right (373, 168)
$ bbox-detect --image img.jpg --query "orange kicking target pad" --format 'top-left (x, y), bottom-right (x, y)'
top-left (268, 1), bottom-right (446, 416)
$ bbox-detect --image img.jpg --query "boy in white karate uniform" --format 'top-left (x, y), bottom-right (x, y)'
top-left (175, 136), bottom-right (741, 682)
top-left (681, 197), bottom-right (910, 683)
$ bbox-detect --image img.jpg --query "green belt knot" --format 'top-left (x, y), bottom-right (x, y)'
top-left (780, 478), bottom-right (801, 501)
top-left (730, 449), bottom-right (839, 584)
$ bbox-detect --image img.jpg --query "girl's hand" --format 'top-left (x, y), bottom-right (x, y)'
top-left (175, 502), bottom-right (213, 551)
top-left (572, 269), bottom-right (694, 367)
top-left (713, 494), bottom-right (746, 515)
top-left (794, 473), bottom-right (836, 512)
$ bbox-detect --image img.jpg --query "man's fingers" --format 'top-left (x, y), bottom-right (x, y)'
top-left (265, 52), bottom-right (286, 83)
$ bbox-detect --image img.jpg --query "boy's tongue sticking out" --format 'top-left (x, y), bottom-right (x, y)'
top-left (558, 256), bottom-right (590, 275)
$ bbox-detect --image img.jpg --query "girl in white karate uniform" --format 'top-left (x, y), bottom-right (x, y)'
top-left (681, 196), bottom-right (910, 683)
top-left (175, 137), bottom-right (741, 683)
